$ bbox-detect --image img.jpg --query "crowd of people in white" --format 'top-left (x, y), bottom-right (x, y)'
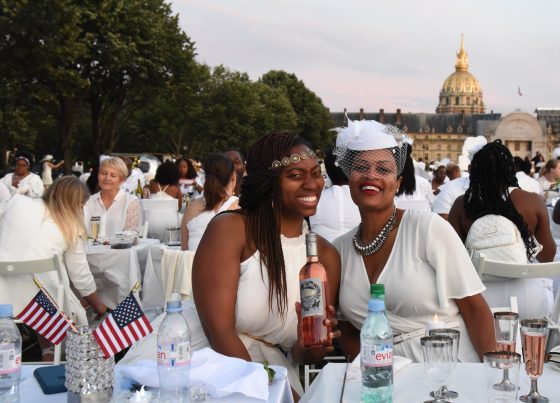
top-left (1, 122), bottom-right (560, 398)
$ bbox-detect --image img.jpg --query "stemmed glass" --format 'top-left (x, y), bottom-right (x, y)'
top-left (520, 319), bottom-right (549, 403)
top-left (428, 328), bottom-right (460, 399)
top-left (90, 216), bottom-right (101, 245)
top-left (493, 311), bottom-right (519, 391)
top-left (421, 335), bottom-right (453, 403)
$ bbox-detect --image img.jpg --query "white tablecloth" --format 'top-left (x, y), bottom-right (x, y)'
top-left (18, 364), bottom-right (293, 403)
top-left (301, 362), bottom-right (560, 403)
top-left (86, 238), bottom-right (159, 308)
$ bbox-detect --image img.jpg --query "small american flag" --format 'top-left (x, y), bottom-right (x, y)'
top-left (16, 290), bottom-right (71, 345)
top-left (93, 293), bottom-right (152, 359)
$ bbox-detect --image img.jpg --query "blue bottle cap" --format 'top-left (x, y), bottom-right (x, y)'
top-left (368, 299), bottom-right (385, 312)
top-left (165, 293), bottom-right (182, 313)
top-left (0, 304), bottom-right (13, 317)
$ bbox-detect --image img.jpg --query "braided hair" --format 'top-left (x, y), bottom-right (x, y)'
top-left (239, 132), bottom-right (309, 318)
top-left (464, 139), bottom-right (537, 260)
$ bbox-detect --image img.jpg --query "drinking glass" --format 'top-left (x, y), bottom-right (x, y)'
top-left (428, 328), bottom-right (460, 399)
top-left (483, 351), bottom-right (521, 403)
top-left (493, 311), bottom-right (519, 391)
top-left (421, 335), bottom-right (453, 403)
top-left (90, 216), bottom-right (101, 245)
top-left (520, 319), bottom-right (549, 403)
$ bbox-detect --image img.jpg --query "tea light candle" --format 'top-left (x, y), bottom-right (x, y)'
top-left (427, 314), bottom-right (445, 333)
top-left (129, 387), bottom-right (153, 403)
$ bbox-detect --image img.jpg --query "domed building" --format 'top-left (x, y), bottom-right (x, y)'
top-left (436, 35), bottom-right (485, 114)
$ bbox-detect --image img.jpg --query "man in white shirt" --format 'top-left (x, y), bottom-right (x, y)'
top-left (120, 157), bottom-right (145, 194)
top-left (432, 176), bottom-right (470, 220)
top-left (514, 156), bottom-right (543, 196)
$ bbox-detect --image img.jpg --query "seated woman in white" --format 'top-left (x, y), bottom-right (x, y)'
top-left (0, 153), bottom-right (44, 198)
top-left (192, 134), bottom-right (341, 399)
top-left (181, 153), bottom-right (239, 251)
top-left (0, 177), bottom-right (107, 359)
top-left (332, 118), bottom-right (496, 363)
top-left (83, 157), bottom-right (140, 238)
top-left (148, 160), bottom-right (182, 211)
top-left (449, 140), bottom-right (556, 319)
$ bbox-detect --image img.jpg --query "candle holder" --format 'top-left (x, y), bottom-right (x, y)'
top-left (65, 326), bottom-right (114, 402)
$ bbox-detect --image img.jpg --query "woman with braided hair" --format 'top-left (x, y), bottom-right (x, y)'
top-left (449, 139), bottom-right (556, 318)
top-left (192, 132), bottom-right (341, 399)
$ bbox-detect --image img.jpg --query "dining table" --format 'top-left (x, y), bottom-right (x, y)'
top-left (18, 364), bottom-right (293, 403)
top-left (86, 238), bottom-right (160, 308)
top-left (300, 361), bottom-right (560, 402)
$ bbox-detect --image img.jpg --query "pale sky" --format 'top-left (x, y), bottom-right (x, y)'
top-left (169, 0), bottom-right (560, 115)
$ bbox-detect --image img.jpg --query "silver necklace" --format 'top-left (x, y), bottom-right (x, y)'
top-left (353, 207), bottom-right (397, 256)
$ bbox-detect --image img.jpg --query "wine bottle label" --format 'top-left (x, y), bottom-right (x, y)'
top-left (361, 342), bottom-right (393, 367)
top-left (157, 341), bottom-right (191, 367)
top-left (0, 345), bottom-right (21, 374)
top-left (300, 277), bottom-right (325, 318)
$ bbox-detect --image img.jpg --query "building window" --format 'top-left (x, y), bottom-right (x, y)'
top-left (467, 97), bottom-right (470, 105)
top-left (446, 97), bottom-right (450, 105)
top-left (455, 96), bottom-right (459, 105)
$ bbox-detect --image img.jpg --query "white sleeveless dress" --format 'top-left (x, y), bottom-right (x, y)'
top-left (186, 196), bottom-right (238, 251)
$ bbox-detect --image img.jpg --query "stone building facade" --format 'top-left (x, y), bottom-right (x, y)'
top-left (331, 37), bottom-right (559, 163)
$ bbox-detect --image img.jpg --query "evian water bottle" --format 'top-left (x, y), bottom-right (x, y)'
top-left (0, 304), bottom-right (21, 402)
top-left (157, 294), bottom-right (191, 402)
top-left (360, 284), bottom-right (393, 403)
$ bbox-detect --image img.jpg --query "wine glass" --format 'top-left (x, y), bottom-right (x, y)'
top-left (421, 335), bottom-right (453, 403)
top-left (428, 328), bottom-right (460, 399)
top-left (90, 216), bottom-right (101, 245)
top-left (493, 311), bottom-right (519, 391)
top-left (520, 319), bottom-right (549, 403)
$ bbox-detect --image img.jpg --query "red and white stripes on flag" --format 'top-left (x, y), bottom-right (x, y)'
top-left (93, 293), bottom-right (152, 359)
top-left (16, 290), bottom-right (71, 345)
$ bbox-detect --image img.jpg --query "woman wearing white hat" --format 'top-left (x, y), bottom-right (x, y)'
top-left (41, 154), bottom-right (64, 189)
top-left (332, 118), bottom-right (496, 363)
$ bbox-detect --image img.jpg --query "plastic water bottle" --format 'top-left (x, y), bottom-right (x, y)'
top-left (0, 304), bottom-right (21, 402)
top-left (157, 294), bottom-right (191, 402)
top-left (360, 284), bottom-right (393, 403)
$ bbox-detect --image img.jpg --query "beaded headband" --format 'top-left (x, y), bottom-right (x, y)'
top-left (270, 150), bottom-right (318, 170)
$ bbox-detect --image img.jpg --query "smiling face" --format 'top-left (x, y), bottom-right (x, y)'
top-left (98, 165), bottom-right (124, 192)
top-left (278, 144), bottom-right (324, 219)
top-left (347, 149), bottom-right (401, 211)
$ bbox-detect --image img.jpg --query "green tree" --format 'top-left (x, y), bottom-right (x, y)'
top-left (260, 70), bottom-right (335, 149)
top-left (84, 0), bottom-right (200, 157)
top-left (0, 0), bottom-right (91, 172)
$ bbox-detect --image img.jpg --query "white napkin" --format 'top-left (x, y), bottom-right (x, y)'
top-left (117, 348), bottom-right (269, 400)
top-left (346, 353), bottom-right (412, 381)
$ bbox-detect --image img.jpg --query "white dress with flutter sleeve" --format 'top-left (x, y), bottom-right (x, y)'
top-left (334, 209), bottom-right (485, 362)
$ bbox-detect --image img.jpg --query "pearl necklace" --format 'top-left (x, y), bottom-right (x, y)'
top-left (352, 207), bottom-right (397, 256)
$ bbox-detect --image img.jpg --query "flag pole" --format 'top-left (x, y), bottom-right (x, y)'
top-left (131, 281), bottom-right (141, 294)
top-left (33, 276), bottom-right (79, 333)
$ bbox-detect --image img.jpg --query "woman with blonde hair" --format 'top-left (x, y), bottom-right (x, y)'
top-left (83, 156), bottom-right (141, 238)
top-left (0, 176), bottom-right (107, 359)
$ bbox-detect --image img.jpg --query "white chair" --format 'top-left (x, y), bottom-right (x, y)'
top-left (477, 257), bottom-right (560, 281)
top-left (161, 248), bottom-right (195, 302)
top-left (303, 355), bottom-right (346, 392)
top-left (141, 199), bottom-right (180, 243)
top-left (490, 296), bottom-right (522, 354)
top-left (0, 255), bottom-right (64, 364)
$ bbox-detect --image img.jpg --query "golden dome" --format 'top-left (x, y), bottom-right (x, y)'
top-left (436, 34), bottom-right (485, 114)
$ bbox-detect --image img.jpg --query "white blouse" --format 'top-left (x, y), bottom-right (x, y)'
top-left (83, 189), bottom-right (140, 237)
top-left (0, 196), bottom-right (96, 325)
top-left (0, 172), bottom-right (44, 198)
top-left (334, 209), bottom-right (486, 362)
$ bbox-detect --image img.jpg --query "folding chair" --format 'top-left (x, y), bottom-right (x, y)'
top-left (0, 254), bottom-right (65, 364)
